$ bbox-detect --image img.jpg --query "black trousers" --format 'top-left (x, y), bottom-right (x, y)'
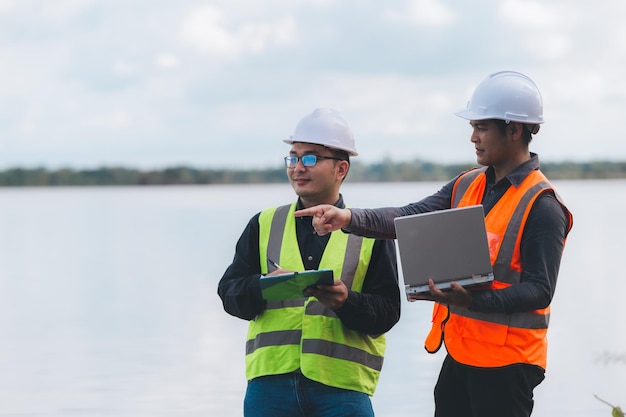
top-left (434, 354), bottom-right (545, 417)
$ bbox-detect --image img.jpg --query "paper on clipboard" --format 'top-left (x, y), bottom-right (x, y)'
top-left (260, 269), bottom-right (335, 301)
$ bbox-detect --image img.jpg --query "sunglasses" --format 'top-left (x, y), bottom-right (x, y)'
top-left (284, 154), bottom-right (344, 168)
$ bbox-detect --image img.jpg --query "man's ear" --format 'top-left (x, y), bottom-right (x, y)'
top-left (337, 160), bottom-right (349, 179)
top-left (509, 122), bottom-right (522, 139)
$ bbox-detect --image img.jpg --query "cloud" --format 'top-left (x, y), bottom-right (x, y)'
top-left (0, 0), bottom-right (15, 14)
top-left (179, 5), bottom-right (298, 59)
top-left (155, 54), bottom-right (179, 69)
top-left (499, 0), bottom-right (579, 60)
top-left (38, 0), bottom-right (93, 22)
top-left (112, 59), bottom-right (140, 77)
top-left (84, 110), bottom-right (131, 130)
top-left (384, 0), bottom-right (455, 27)
top-left (499, 0), bottom-right (562, 27)
top-left (1, 1), bottom-right (626, 169)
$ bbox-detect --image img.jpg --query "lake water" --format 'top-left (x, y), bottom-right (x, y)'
top-left (0, 180), bottom-right (624, 417)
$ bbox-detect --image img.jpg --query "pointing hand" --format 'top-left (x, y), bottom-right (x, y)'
top-left (294, 205), bottom-right (352, 236)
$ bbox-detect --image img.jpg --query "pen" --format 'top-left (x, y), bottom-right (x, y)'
top-left (268, 258), bottom-right (282, 270)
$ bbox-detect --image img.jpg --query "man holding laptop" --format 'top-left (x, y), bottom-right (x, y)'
top-left (295, 71), bottom-right (573, 417)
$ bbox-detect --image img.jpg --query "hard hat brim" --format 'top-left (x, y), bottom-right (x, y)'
top-left (454, 108), bottom-right (544, 124)
top-left (454, 108), bottom-right (488, 121)
top-left (283, 138), bottom-right (358, 156)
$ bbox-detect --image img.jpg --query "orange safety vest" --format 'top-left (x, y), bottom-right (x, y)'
top-left (424, 167), bottom-right (573, 369)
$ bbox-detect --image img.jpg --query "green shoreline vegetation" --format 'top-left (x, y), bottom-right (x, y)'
top-left (1, 159), bottom-right (626, 187)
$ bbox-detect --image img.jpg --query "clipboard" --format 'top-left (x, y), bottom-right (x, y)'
top-left (260, 269), bottom-right (335, 301)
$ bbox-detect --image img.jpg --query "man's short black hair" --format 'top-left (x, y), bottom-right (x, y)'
top-left (493, 119), bottom-right (535, 145)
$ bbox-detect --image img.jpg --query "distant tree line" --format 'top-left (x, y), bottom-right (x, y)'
top-left (1, 159), bottom-right (626, 187)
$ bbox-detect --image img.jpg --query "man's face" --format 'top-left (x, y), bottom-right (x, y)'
top-left (468, 120), bottom-right (513, 167)
top-left (286, 142), bottom-right (347, 207)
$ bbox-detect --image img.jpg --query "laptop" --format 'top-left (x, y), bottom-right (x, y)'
top-left (394, 205), bottom-right (494, 298)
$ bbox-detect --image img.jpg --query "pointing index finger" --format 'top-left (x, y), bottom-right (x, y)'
top-left (294, 208), bottom-right (316, 217)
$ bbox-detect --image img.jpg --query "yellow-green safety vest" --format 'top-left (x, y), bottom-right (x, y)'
top-left (246, 203), bottom-right (385, 396)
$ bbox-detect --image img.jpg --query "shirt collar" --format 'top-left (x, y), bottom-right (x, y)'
top-left (296, 194), bottom-right (345, 211)
top-left (485, 153), bottom-right (541, 187)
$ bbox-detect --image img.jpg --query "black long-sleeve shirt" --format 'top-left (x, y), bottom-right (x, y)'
top-left (346, 154), bottom-right (571, 314)
top-left (218, 195), bottom-right (401, 336)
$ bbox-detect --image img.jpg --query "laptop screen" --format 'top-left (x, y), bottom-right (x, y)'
top-left (394, 205), bottom-right (493, 295)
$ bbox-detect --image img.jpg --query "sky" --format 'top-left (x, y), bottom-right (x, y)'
top-left (1, 0), bottom-right (625, 170)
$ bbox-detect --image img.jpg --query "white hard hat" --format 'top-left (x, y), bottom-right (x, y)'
top-left (284, 107), bottom-right (358, 156)
top-left (455, 71), bottom-right (544, 125)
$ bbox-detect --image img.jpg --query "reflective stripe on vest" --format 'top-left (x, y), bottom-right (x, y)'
top-left (425, 168), bottom-right (572, 369)
top-left (247, 203), bottom-right (384, 395)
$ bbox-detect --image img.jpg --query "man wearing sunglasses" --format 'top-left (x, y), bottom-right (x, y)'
top-left (218, 108), bottom-right (401, 417)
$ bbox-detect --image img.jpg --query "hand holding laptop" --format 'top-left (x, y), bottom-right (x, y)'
top-left (408, 278), bottom-right (473, 308)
